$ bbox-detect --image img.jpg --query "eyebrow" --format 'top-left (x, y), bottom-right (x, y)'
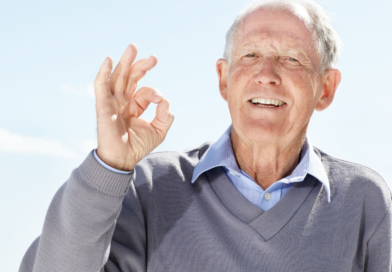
top-left (237, 42), bottom-right (311, 60)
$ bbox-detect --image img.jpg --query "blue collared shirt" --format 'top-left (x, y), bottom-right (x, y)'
top-left (192, 126), bottom-right (330, 211)
top-left (94, 126), bottom-right (330, 211)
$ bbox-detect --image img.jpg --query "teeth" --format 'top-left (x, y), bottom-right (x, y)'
top-left (250, 98), bottom-right (285, 106)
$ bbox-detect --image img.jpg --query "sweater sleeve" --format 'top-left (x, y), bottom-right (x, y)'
top-left (365, 206), bottom-right (392, 272)
top-left (18, 151), bottom-right (145, 272)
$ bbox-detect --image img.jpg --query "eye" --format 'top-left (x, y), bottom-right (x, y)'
top-left (245, 53), bottom-right (256, 58)
top-left (282, 56), bottom-right (301, 66)
top-left (288, 57), bottom-right (298, 62)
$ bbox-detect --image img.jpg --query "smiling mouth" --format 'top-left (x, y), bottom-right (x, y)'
top-left (249, 98), bottom-right (286, 108)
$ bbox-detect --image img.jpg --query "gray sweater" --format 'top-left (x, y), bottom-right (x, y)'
top-left (20, 142), bottom-right (392, 272)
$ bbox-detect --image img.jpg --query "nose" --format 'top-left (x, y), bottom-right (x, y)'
top-left (254, 57), bottom-right (281, 86)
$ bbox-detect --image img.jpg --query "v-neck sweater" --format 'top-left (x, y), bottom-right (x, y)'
top-left (20, 142), bottom-right (392, 272)
top-left (192, 126), bottom-right (331, 211)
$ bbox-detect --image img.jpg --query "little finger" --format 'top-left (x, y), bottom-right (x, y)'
top-left (94, 57), bottom-right (114, 97)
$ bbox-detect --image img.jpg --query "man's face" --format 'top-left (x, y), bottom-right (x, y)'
top-left (219, 8), bottom-right (328, 146)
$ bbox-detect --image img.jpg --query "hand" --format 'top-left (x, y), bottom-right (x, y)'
top-left (94, 44), bottom-right (174, 171)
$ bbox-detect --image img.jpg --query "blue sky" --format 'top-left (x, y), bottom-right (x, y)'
top-left (1, 0), bottom-right (392, 270)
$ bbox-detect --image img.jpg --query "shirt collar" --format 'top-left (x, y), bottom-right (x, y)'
top-left (192, 126), bottom-right (331, 203)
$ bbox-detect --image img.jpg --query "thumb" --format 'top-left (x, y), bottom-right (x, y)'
top-left (151, 98), bottom-right (174, 136)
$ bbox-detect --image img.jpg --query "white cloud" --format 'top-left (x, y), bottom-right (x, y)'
top-left (0, 128), bottom-right (77, 159)
top-left (61, 83), bottom-right (95, 98)
top-left (80, 138), bottom-right (97, 153)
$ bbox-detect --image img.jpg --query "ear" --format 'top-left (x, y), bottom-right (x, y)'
top-left (216, 58), bottom-right (229, 101)
top-left (315, 69), bottom-right (342, 112)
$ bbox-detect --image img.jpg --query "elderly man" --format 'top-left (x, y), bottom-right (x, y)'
top-left (20, 0), bottom-right (391, 271)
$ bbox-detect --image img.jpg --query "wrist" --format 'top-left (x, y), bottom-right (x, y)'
top-left (96, 149), bottom-right (135, 171)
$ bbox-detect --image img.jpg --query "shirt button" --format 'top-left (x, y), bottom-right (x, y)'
top-left (264, 192), bottom-right (271, 200)
top-left (229, 171), bottom-right (235, 176)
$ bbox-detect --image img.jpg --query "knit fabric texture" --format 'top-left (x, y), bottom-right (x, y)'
top-left (20, 142), bottom-right (392, 272)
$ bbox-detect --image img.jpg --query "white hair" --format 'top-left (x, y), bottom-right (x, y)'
top-left (224, 0), bottom-right (342, 73)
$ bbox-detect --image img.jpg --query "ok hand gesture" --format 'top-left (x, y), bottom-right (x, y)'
top-left (94, 44), bottom-right (174, 171)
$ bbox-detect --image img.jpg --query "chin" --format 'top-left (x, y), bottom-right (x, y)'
top-left (233, 118), bottom-right (285, 144)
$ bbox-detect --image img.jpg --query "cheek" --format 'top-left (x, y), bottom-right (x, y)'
top-left (229, 62), bottom-right (260, 85)
top-left (226, 66), bottom-right (253, 118)
top-left (284, 70), bottom-right (319, 124)
top-left (226, 67), bottom-right (248, 103)
top-left (289, 69), bottom-right (319, 102)
top-left (306, 70), bottom-right (319, 95)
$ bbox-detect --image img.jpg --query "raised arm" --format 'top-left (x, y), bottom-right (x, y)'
top-left (19, 44), bottom-right (174, 272)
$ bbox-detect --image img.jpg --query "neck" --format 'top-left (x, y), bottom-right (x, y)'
top-left (230, 127), bottom-right (306, 190)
